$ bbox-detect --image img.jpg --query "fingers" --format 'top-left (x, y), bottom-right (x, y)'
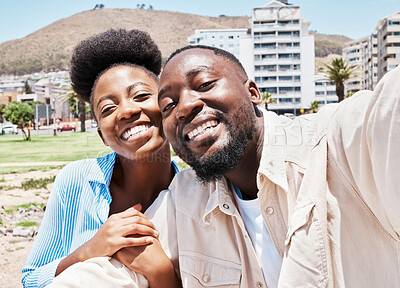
top-left (122, 236), bottom-right (155, 247)
top-left (123, 223), bottom-right (159, 238)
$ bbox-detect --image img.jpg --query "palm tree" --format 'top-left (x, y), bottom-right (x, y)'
top-left (323, 58), bottom-right (354, 102)
top-left (58, 86), bottom-right (86, 132)
top-left (306, 101), bottom-right (320, 114)
top-left (262, 91), bottom-right (276, 110)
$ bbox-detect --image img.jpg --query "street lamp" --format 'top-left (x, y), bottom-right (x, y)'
top-left (50, 79), bottom-right (57, 136)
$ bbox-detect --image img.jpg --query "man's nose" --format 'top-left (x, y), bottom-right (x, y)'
top-left (175, 91), bottom-right (203, 121)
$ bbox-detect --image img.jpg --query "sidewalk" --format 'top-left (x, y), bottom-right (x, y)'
top-left (0, 161), bottom-right (70, 167)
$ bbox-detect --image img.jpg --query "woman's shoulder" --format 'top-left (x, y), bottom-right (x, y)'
top-left (56, 152), bottom-right (116, 183)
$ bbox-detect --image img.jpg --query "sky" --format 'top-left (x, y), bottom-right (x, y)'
top-left (1, 0), bottom-right (399, 44)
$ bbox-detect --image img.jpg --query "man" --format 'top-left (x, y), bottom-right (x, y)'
top-left (49, 46), bottom-right (399, 287)
top-left (155, 45), bottom-right (400, 287)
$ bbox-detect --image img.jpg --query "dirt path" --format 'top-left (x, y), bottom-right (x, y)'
top-left (0, 168), bottom-right (61, 288)
top-left (0, 162), bottom-right (69, 167)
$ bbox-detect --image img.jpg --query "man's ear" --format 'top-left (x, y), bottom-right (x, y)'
top-left (97, 127), bottom-right (109, 147)
top-left (246, 79), bottom-right (262, 106)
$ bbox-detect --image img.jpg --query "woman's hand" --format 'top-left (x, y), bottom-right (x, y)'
top-left (56, 204), bottom-right (158, 276)
top-left (83, 204), bottom-right (159, 258)
top-left (114, 239), bottom-right (181, 288)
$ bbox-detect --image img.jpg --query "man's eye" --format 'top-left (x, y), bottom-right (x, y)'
top-left (162, 102), bottom-right (176, 113)
top-left (198, 80), bottom-right (216, 91)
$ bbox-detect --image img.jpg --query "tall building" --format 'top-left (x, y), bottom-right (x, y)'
top-left (343, 11), bottom-right (400, 91)
top-left (250, 1), bottom-right (315, 114)
top-left (187, 1), bottom-right (320, 115)
top-left (342, 37), bottom-right (369, 94)
top-left (187, 29), bottom-right (248, 58)
top-left (376, 12), bottom-right (400, 78)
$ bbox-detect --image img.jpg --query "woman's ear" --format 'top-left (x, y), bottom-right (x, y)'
top-left (246, 79), bottom-right (262, 106)
top-left (97, 127), bottom-right (109, 147)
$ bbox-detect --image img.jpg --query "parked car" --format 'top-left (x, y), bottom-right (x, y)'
top-left (57, 123), bottom-right (76, 132)
top-left (1, 124), bottom-right (19, 135)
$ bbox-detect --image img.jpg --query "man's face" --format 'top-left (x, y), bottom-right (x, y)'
top-left (158, 48), bottom-right (261, 182)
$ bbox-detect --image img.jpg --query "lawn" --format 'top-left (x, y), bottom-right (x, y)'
top-left (0, 132), bottom-right (112, 164)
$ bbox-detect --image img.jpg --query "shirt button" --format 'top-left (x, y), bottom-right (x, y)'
top-left (257, 282), bottom-right (263, 287)
top-left (223, 203), bottom-right (230, 209)
top-left (202, 274), bottom-right (210, 283)
top-left (266, 207), bottom-right (274, 215)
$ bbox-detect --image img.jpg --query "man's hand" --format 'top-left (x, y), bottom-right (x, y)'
top-left (114, 239), bottom-right (181, 288)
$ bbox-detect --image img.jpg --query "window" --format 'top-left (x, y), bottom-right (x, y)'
top-left (279, 76), bottom-right (292, 81)
top-left (262, 54), bottom-right (276, 59)
top-left (315, 82), bottom-right (324, 86)
top-left (228, 36), bottom-right (234, 39)
top-left (315, 91), bottom-right (325, 95)
top-left (327, 91), bottom-right (336, 95)
top-left (279, 65), bottom-right (291, 71)
top-left (254, 55), bottom-right (261, 61)
top-left (279, 97), bottom-right (293, 103)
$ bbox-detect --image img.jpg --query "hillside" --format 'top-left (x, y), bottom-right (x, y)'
top-left (0, 8), bottom-right (352, 75)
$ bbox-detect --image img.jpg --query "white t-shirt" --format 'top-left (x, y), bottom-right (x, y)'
top-left (233, 184), bottom-right (282, 288)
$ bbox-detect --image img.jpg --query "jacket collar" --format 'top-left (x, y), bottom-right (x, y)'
top-left (257, 109), bottom-right (290, 193)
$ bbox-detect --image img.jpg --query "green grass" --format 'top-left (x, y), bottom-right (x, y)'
top-left (5, 202), bottom-right (45, 214)
top-left (0, 132), bottom-right (111, 163)
top-left (0, 216), bottom-right (3, 226)
top-left (0, 164), bottom-right (66, 175)
top-left (16, 221), bottom-right (39, 227)
top-left (21, 176), bottom-right (55, 190)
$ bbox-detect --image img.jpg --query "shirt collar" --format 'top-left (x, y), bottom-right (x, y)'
top-left (257, 109), bottom-right (290, 193)
top-left (87, 152), bottom-right (117, 186)
top-left (202, 177), bottom-right (240, 224)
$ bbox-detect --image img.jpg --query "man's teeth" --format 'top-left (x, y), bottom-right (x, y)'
top-left (122, 124), bottom-right (151, 140)
top-left (187, 120), bottom-right (218, 140)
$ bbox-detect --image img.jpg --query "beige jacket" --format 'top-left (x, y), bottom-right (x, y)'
top-left (49, 66), bottom-right (400, 288)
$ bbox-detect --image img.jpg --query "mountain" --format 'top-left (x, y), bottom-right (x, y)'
top-left (0, 8), bottom-right (352, 75)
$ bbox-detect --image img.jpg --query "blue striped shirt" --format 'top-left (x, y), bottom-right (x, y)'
top-left (21, 152), bottom-right (178, 288)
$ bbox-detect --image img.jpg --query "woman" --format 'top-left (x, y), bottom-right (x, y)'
top-left (22, 29), bottom-right (180, 288)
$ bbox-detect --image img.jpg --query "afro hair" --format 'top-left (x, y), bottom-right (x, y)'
top-left (69, 29), bottom-right (162, 103)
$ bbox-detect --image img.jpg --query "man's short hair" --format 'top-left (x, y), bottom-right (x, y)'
top-left (165, 45), bottom-right (248, 78)
top-left (69, 28), bottom-right (162, 103)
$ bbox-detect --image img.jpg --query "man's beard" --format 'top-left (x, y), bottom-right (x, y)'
top-left (173, 105), bottom-right (257, 183)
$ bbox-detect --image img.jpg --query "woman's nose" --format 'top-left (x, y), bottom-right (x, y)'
top-left (117, 100), bottom-right (141, 121)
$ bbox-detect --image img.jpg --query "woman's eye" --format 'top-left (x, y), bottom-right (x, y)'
top-left (198, 80), bottom-right (216, 91)
top-left (100, 106), bottom-right (114, 115)
top-left (134, 93), bottom-right (151, 100)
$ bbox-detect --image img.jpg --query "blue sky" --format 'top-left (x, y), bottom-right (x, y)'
top-left (1, 0), bottom-right (399, 44)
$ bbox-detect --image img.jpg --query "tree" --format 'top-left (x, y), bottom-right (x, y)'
top-left (59, 86), bottom-right (86, 132)
top-left (148, 5), bottom-right (153, 9)
top-left (0, 104), bottom-right (6, 123)
top-left (262, 91), bottom-right (276, 110)
top-left (24, 80), bottom-right (32, 94)
top-left (323, 58), bottom-right (354, 102)
top-left (3, 101), bottom-right (34, 140)
top-left (306, 101), bottom-right (320, 114)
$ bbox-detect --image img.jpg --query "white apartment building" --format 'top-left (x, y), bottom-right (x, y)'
top-left (251, 1), bottom-right (315, 114)
top-left (34, 78), bottom-right (70, 119)
top-left (343, 11), bottom-right (400, 91)
top-left (342, 37), bottom-right (368, 94)
top-left (187, 29), bottom-right (248, 58)
top-left (376, 12), bottom-right (400, 78)
top-left (314, 73), bottom-right (338, 105)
